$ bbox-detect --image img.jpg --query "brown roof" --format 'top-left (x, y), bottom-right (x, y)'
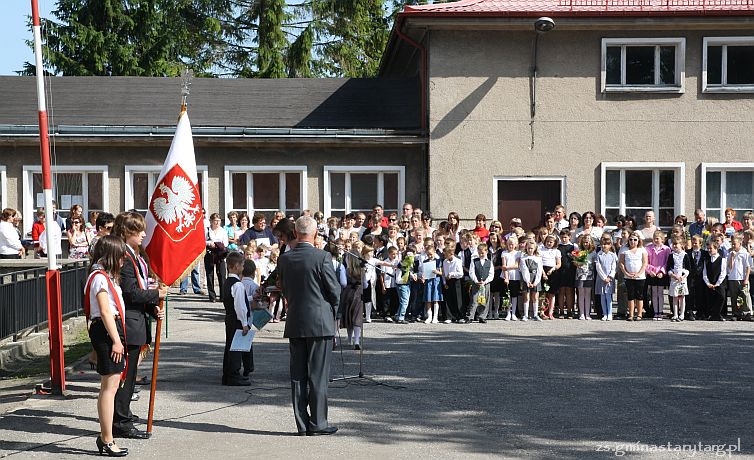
top-left (0, 76), bottom-right (420, 130)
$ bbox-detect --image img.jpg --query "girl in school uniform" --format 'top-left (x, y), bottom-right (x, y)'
top-left (519, 240), bottom-right (543, 321)
top-left (666, 237), bottom-right (691, 321)
top-left (502, 236), bottom-right (522, 321)
top-left (540, 234), bottom-right (562, 320)
top-left (646, 230), bottom-right (671, 320)
top-left (487, 231), bottom-right (505, 320)
top-left (420, 240), bottom-right (444, 323)
top-left (556, 229), bottom-right (577, 319)
top-left (595, 235), bottom-right (618, 321)
top-left (86, 235), bottom-right (129, 457)
top-left (574, 235), bottom-right (596, 320)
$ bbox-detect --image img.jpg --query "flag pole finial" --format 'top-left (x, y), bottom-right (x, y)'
top-left (180, 68), bottom-right (193, 114)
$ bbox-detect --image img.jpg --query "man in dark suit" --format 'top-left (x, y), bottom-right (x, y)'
top-left (277, 216), bottom-right (341, 436)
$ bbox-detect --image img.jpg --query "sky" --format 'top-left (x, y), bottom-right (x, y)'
top-left (0, 0), bottom-right (55, 75)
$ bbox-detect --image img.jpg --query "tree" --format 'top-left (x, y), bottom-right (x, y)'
top-left (29, 0), bottom-right (432, 78)
top-left (31, 0), bottom-right (231, 76)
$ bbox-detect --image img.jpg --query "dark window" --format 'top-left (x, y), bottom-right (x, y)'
top-left (707, 45), bottom-right (723, 85)
top-left (727, 45), bottom-right (754, 85)
top-left (606, 46), bottom-right (621, 85)
top-left (625, 46), bottom-right (654, 85)
top-left (659, 46), bottom-right (675, 84)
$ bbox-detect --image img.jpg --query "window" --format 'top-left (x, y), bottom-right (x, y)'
top-left (601, 38), bottom-right (685, 93)
top-left (324, 166), bottom-right (404, 217)
top-left (22, 165), bottom-right (108, 234)
top-left (223, 166), bottom-right (307, 217)
top-left (125, 165), bottom-right (208, 215)
top-left (703, 37), bottom-right (754, 93)
top-left (601, 162), bottom-right (685, 228)
top-left (702, 164), bottom-right (754, 220)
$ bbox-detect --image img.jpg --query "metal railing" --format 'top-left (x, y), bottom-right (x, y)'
top-left (0, 262), bottom-right (88, 342)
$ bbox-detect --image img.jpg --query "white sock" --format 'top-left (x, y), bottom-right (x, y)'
top-left (365, 302), bottom-right (373, 320)
top-left (432, 303), bottom-right (439, 322)
top-left (353, 326), bottom-right (361, 345)
top-left (510, 297), bottom-right (518, 317)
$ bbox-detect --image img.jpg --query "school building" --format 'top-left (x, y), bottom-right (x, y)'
top-left (1, 0), bottom-right (753, 235)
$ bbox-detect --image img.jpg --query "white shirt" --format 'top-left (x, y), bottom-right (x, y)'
top-left (540, 247), bottom-right (561, 267)
top-left (241, 277), bottom-right (259, 305)
top-left (39, 224), bottom-right (63, 257)
top-left (501, 250), bottom-right (521, 281)
top-left (0, 220), bottom-right (23, 255)
top-left (442, 256), bottom-right (464, 282)
top-left (727, 248), bottom-right (752, 281)
top-left (206, 226), bottom-right (229, 246)
top-left (229, 274), bottom-right (249, 327)
top-left (87, 271), bottom-right (123, 318)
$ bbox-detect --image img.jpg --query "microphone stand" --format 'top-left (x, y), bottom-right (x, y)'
top-left (329, 245), bottom-right (394, 383)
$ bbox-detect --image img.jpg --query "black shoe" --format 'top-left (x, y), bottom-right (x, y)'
top-left (354, 344), bottom-right (361, 350)
top-left (222, 378), bottom-right (251, 386)
top-left (130, 415), bottom-right (141, 424)
top-left (96, 436), bottom-right (129, 457)
top-left (478, 318), bottom-right (487, 324)
top-left (113, 428), bottom-right (151, 440)
top-left (130, 393), bottom-right (140, 402)
top-left (306, 426), bottom-right (338, 436)
top-left (687, 314), bottom-right (696, 321)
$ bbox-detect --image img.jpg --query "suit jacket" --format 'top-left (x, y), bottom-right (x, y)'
top-left (278, 242), bottom-right (341, 339)
top-left (120, 246), bottom-right (159, 345)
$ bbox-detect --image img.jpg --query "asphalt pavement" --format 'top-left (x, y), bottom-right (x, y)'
top-left (0, 294), bottom-right (752, 459)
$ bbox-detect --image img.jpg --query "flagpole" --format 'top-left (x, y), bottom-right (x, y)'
top-left (147, 69), bottom-right (193, 434)
top-left (31, 0), bottom-right (65, 396)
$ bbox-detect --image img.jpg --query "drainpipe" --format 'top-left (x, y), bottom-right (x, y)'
top-left (394, 19), bottom-right (429, 210)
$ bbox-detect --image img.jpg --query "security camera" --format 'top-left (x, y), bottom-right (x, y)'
top-left (534, 17), bottom-right (555, 33)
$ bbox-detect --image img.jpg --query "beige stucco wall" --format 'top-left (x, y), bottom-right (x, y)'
top-left (0, 140), bottom-right (423, 234)
top-left (427, 28), bottom-right (754, 221)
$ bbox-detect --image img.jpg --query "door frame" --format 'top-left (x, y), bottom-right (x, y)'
top-left (492, 176), bottom-right (567, 222)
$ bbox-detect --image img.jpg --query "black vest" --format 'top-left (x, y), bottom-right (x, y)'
top-left (473, 258), bottom-right (491, 281)
top-left (223, 277), bottom-right (248, 323)
top-left (704, 255), bottom-right (723, 285)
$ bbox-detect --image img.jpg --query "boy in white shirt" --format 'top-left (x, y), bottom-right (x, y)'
top-left (727, 234), bottom-right (752, 320)
top-left (467, 243), bottom-right (494, 324)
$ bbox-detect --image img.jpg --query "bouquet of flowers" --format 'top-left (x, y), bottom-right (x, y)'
top-left (500, 290), bottom-right (511, 307)
top-left (571, 249), bottom-right (589, 265)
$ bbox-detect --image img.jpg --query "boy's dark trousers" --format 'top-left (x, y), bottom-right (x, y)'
top-left (383, 287), bottom-right (398, 318)
top-left (223, 316), bottom-right (246, 384)
top-left (688, 274), bottom-right (706, 319)
top-left (706, 285), bottom-right (725, 320)
top-left (443, 278), bottom-right (463, 321)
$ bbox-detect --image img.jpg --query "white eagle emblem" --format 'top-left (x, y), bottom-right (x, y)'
top-left (152, 175), bottom-right (200, 233)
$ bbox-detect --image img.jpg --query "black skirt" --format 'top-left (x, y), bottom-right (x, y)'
top-left (89, 319), bottom-right (126, 376)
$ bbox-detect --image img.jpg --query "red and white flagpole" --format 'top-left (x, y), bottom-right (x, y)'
top-left (31, 0), bottom-right (65, 395)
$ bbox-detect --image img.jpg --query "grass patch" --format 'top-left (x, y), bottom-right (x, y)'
top-left (0, 328), bottom-right (92, 379)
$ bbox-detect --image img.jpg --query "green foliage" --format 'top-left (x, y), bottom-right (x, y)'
top-left (27, 0), bottom-right (428, 78)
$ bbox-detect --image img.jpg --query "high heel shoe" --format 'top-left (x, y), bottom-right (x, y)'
top-left (96, 436), bottom-right (128, 457)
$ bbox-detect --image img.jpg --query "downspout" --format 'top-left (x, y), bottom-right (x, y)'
top-left (394, 19), bottom-right (430, 210)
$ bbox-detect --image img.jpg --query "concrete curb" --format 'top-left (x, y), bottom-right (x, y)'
top-left (0, 317), bottom-right (88, 372)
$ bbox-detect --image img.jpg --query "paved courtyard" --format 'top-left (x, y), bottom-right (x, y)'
top-left (0, 294), bottom-right (752, 459)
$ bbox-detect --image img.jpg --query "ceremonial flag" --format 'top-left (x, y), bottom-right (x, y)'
top-left (143, 112), bottom-right (205, 285)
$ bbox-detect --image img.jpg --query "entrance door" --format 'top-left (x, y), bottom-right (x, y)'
top-left (496, 179), bottom-right (563, 230)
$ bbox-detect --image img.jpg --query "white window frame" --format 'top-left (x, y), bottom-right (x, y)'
top-left (22, 165), bottom-right (109, 235)
top-left (0, 166), bottom-right (6, 211)
top-left (125, 165), bottom-right (208, 213)
top-left (223, 166), bottom-right (308, 216)
top-left (492, 176), bottom-right (566, 222)
top-left (323, 166), bottom-right (405, 217)
top-left (701, 163), bottom-right (754, 220)
top-left (601, 37), bottom-right (686, 93)
top-left (600, 162), bottom-right (685, 227)
top-left (702, 36), bottom-right (754, 93)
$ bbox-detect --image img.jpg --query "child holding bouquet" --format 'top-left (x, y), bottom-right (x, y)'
top-left (519, 240), bottom-right (543, 321)
top-left (595, 235), bottom-right (618, 320)
top-left (574, 235), bottom-right (596, 320)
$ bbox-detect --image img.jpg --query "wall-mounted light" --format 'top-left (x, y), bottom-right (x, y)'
top-left (530, 17), bottom-right (556, 149)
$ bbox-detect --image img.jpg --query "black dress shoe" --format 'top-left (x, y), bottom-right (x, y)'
top-left (113, 428), bottom-right (151, 440)
top-left (222, 378), bottom-right (251, 386)
top-left (130, 394), bottom-right (140, 402)
top-left (306, 426), bottom-right (338, 436)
